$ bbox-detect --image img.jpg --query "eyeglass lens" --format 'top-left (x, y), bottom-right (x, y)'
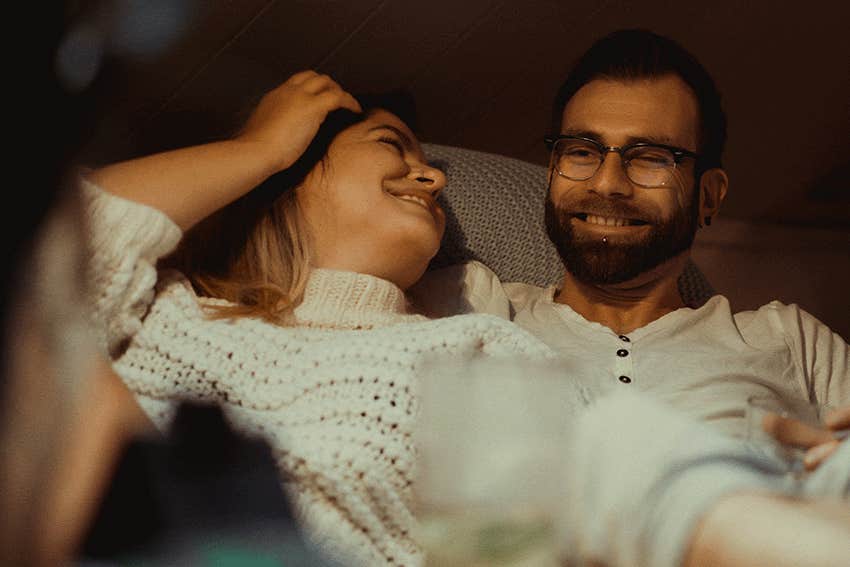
top-left (554, 139), bottom-right (676, 187)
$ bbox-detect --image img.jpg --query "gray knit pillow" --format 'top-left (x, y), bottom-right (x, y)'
top-left (422, 143), bottom-right (715, 308)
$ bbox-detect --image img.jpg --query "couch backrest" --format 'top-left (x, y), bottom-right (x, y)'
top-left (422, 143), bottom-right (716, 308)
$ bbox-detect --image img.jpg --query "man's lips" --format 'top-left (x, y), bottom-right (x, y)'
top-left (573, 212), bottom-right (650, 227)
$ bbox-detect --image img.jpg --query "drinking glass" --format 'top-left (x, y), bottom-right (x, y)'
top-left (413, 356), bottom-right (584, 567)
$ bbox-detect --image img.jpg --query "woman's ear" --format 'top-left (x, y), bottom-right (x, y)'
top-left (698, 168), bottom-right (728, 226)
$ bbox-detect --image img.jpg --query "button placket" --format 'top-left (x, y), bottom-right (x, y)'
top-left (614, 335), bottom-right (633, 384)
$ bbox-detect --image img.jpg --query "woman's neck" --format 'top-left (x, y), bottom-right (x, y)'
top-left (294, 268), bottom-right (418, 329)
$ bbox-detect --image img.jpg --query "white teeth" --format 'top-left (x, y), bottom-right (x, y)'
top-left (586, 214), bottom-right (629, 227)
top-left (395, 194), bottom-right (429, 208)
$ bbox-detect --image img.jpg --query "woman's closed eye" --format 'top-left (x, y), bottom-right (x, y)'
top-left (378, 135), bottom-right (405, 155)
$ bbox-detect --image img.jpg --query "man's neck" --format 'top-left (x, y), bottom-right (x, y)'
top-left (554, 254), bottom-right (689, 335)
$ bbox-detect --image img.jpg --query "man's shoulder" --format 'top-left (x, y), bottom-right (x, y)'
top-left (732, 299), bottom-right (840, 343)
top-left (503, 280), bottom-right (553, 308)
top-left (409, 260), bottom-right (510, 318)
top-left (410, 260), bottom-right (556, 319)
top-left (733, 299), bottom-right (805, 323)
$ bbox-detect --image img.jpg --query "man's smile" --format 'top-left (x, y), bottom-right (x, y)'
top-left (572, 213), bottom-right (650, 228)
top-left (570, 213), bottom-right (650, 234)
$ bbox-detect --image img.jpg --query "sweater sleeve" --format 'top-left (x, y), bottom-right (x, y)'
top-left (477, 314), bottom-right (558, 359)
top-left (81, 178), bottom-right (183, 357)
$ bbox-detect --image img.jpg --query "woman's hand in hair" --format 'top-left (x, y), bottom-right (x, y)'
top-left (237, 71), bottom-right (362, 174)
top-left (86, 72), bottom-right (360, 231)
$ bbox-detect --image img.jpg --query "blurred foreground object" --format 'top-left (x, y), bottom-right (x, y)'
top-left (78, 401), bottom-right (340, 567)
top-left (414, 357), bottom-right (588, 566)
top-left (0, 183), bottom-right (150, 566)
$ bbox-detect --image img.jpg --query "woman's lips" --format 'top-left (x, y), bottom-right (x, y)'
top-left (386, 188), bottom-right (443, 223)
top-left (393, 193), bottom-right (431, 209)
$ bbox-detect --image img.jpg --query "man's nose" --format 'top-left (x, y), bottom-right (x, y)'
top-left (411, 163), bottom-right (447, 197)
top-left (590, 153), bottom-right (634, 198)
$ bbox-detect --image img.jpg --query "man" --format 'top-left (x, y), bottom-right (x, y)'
top-left (413, 28), bottom-right (849, 468)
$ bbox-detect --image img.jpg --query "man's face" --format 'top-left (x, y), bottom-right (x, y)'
top-left (545, 75), bottom-right (702, 285)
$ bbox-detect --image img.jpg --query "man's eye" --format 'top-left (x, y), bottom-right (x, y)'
top-left (630, 150), bottom-right (674, 167)
top-left (563, 147), bottom-right (600, 164)
top-left (378, 136), bottom-right (404, 154)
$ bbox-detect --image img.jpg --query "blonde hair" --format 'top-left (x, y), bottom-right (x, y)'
top-left (163, 185), bottom-right (313, 325)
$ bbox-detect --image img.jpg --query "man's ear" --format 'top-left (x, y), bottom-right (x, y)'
top-left (698, 168), bottom-right (728, 225)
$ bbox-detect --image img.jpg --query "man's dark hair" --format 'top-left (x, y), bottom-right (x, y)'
top-left (551, 29), bottom-right (727, 176)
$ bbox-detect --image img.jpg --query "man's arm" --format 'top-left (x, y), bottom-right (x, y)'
top-left (763, 303), bottom-right (850, 468)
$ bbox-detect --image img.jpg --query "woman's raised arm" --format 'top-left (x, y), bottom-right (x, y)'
top-left (87, 71), bottom-right (361, 230)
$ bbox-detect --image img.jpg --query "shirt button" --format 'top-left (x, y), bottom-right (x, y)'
top-left (619, 335), bottom-right (630, 342)
top-left (619, 375), bottom-right (632, 384)
top-left (616, 349), bottom-right (629, 357)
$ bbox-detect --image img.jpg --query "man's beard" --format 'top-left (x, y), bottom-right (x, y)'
top-left (544, 193), bottom-right (699, 285)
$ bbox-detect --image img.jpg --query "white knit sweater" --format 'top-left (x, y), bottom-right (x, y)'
top-left (82, 180), bottom-right (556, 567)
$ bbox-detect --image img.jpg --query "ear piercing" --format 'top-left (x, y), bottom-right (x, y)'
top-left (602, 236), bottom-right (608, 244)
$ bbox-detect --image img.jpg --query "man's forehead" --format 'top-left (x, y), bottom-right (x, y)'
top-left (561, 75), bottom-right (700, 149)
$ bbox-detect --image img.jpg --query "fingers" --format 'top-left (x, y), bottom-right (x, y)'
top-left (304, 74), bottom-right (362, 113)
top-left (824, 404), bottom-right (850, 431)
top-left (237, 69), bottom-right (363, 173)
top-left (763, 406), bottom-right (850, 472)
top-left (288, 70), bottom-right (362, 113)
top-left (318, 88), bottom-right (362, 113)
top-left (288, 69), bottom-right (320, 86)
top-left (762, 412), bottom-right (834, 450)
top-left (302, 72), bottom-right (338, 94)
top-left (804, 439), bottom-right (841, 471)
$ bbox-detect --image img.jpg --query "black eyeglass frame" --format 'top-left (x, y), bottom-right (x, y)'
top-left (543, 134), bottom-right (700, 183)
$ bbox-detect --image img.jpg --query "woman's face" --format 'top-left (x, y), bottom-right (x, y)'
top-left (298, 109), bottom-right (447, 289)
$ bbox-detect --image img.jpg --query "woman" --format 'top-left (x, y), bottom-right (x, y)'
top-left (82, 71), bottom-right (849, 567)
top-left (83, 70), bottom-right (557, 566)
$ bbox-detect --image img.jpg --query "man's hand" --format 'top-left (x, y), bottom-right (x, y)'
top-left (763, 405), bottom-right (850, 471)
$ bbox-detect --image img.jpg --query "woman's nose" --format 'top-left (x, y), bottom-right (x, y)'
top-left (412, 164), bottom-right (447, 196)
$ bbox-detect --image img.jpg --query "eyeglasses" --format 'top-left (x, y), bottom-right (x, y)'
top-left (544, 135), bottom-right (700, 188)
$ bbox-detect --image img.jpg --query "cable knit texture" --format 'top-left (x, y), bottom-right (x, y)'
top-left (81, 179), bottom-right (556, 567)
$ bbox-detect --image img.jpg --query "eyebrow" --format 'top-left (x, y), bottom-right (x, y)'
top-left (367, 124), bottom-right (417, 152)
top-left (561, 128), bottom-right (683, 148)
